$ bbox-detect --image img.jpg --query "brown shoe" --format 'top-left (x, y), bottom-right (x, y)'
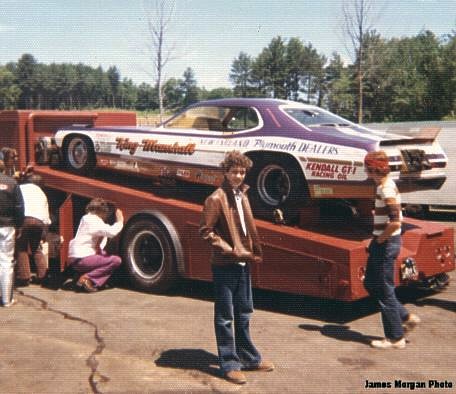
top-left (225, 370), bottom-right (247, 384)
top-left (247, 360), bottom-right (275, 372)
top-left (77, 276), bottom-right (97, 293)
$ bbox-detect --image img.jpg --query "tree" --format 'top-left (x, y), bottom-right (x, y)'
top-left (205, 87), bottom-right (233, 100)
top-left (0, 67), bottom-right (21, 109)
top-left (15, 53), bottom-right (38, 109)
top-left (180, 67), bottom-right (198, 107)
top-left (136, 82), bottom-right (157, 111)
top-left (145, 0), bottom-right (176, 122)
top-left (285, 38), bottom-right (305, 101)
top-left (107, 66), bottom-right (120, 107)
top-left (163, 78), bottom-right (182, 110)
top-left (263, 36), bottom-right (288, 98)
top-left (324, 54), bottom-right (356, 119)
top-left (442, 32), bottom-right (456, 117)
top-left (230, 52), bottom-right (253, 97)
top-left (342, 0), bottom-right (385, 123)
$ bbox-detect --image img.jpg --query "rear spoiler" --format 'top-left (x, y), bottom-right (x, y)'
top-left (381, 126), bottom-right (441, 145)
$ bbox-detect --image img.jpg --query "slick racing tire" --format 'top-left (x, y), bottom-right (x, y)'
top-left (247, 156), bottom-right (309, 220)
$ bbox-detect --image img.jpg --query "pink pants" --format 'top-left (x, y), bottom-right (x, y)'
top-left (71, 253), bottom-right (121, 288)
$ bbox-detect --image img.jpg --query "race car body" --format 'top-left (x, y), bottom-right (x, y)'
top-left (54, 98), bottom-right (448, 211)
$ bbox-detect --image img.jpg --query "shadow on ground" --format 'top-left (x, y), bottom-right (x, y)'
top-left (298, 323), bottom-right (381, 345)
top-left (155, 349), bottom-right (220, 378)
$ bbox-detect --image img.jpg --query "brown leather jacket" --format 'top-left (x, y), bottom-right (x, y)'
top-left (200, 181), bottom-right (262, 265)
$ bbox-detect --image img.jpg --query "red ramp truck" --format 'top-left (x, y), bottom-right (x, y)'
top-left (0, 110), bottom-right (453, 301)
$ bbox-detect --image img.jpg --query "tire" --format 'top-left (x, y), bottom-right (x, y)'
top-left (62, 135), bottom-right (96, 175)
top-left (121, 219), bottom-right (177, 292)
top-left (247, 157), bottom-right (308, 218)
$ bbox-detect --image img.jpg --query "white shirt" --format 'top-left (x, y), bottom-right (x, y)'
top-left (19, 183), bottom-right (51, 225)
top-left (373, 177), bottom-right (402, 237)
top-left (233, 189), bottom-right (247, 266)
top-left (233, 189), bottom-right (247, 236)
top-left (68, 212), bottom-right (123, 259)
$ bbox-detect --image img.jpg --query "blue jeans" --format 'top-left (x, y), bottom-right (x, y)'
top-left (212, 264), bottom-right (261, 373)
top-left (364, 235), bottom-right (409, 340)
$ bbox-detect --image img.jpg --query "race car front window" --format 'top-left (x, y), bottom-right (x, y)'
top-left (164, 106), bottom-right (258, 132)
top-left (284, 108), bottom-right (351, 128)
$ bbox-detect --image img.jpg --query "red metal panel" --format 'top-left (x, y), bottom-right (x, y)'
top-left (58, 194), bottom-right (74, 270)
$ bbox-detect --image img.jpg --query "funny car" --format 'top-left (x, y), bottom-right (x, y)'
top-left (53, 98), bottom-right (448, 213)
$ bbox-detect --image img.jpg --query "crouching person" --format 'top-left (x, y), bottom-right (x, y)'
top-left (199, 151), bottom-right (274, 385)
top-left (15, 174), bottom-right (51, 286)
top-left (0, 160), bottom-right (24, 306)
top-left (68, 198), bottom-right (124, 292)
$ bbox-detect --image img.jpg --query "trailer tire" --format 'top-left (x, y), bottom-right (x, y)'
top-left (62, 134), bottom-right (96, 175)
top-left (121, 219), bottom-right (177, 293)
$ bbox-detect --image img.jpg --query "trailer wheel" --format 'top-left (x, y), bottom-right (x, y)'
top-left (63, 135), bottom-right (96, 174)
top-left (121, 219), bottom-right (177, 292)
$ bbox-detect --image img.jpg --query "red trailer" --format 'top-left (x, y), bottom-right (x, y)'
top-left (0, 110), bottom-right (453, 301)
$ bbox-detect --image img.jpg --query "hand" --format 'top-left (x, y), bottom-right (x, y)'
top-left (115, 209), bottom-right (124, 222)
top-left (252, 255), bottom-right (263, 264)
top-left (376, 236), bottom-right (386, 244)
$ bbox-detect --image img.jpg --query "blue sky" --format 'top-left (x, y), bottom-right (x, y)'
top-left (1, 0), bottom-right (455, 89)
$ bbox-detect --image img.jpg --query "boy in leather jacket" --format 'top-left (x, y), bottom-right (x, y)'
top-left (200, 151), bottom-right (274, 384)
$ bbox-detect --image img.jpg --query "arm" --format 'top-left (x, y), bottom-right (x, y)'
top-left (376, 197), bottom-right (401, 244)
top-left (199, 195), bottom-right (232, 254)
top-left (14, 184), bottom-right (24, 227)
top-left (92, 209), bottom-right (124, 239)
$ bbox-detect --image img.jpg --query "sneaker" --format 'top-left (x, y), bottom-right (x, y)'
top-left (370, 338), bottom-right (406, 349)
top-left (225, 370), bottom-right (247, 384)
top-left (2, 298), bottom-right (16, 308)
top-left (77, 276), bottom-right (98, 293)
top-left (403, 313), bottom-right (421, 332)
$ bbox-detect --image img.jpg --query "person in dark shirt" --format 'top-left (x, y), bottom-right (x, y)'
top-left (0, 160), bottom-right (24, 306)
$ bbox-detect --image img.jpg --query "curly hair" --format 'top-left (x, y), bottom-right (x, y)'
top-left (220, 150), bottom-right (253, 172)
top-left (364, 150), bottom-right (390, 175)
top-left (1, 147), bottom-right (18, 162)
top-left (85, 198), bottom-right (110, 216)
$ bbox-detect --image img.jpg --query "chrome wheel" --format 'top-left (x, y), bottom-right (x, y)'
top-left (67, 137), bottom-right (89, 169)
top-left (128, 229), bottom-right (165, 281)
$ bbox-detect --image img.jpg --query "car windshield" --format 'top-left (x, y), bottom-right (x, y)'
top-left (284, 108), bottom-right (352, 127)
top-left (164, 106), bottom-right (259, 132)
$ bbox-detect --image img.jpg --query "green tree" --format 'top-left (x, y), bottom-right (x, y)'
top-left (441, 32), bottom-right (456, 117)
top-left (261, 36), bottom-right (288, 98)
top-left (136, 82), bottom-right (157, 111)
top-left (205, 87), bottom-right (233, 100)
top-left (0, 67), bottom-right (21, 109)
top-left (107, 66), bottom-right (120, 108)
top-left (15, 53), bottom-right (38, 109)
top-left (163, 78), bottom-right (181, 110)
top-left (324, 55), bottom-right (356, 120)
top-left (230, 52), bottom-right (253, 97)
top-left (119, 78), bottom-right (138, 109)
top-left (180, 67), bottom-right (198, 107)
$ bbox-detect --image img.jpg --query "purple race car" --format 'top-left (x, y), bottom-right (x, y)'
top-left (54, 98), bottom-right (447, 213)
